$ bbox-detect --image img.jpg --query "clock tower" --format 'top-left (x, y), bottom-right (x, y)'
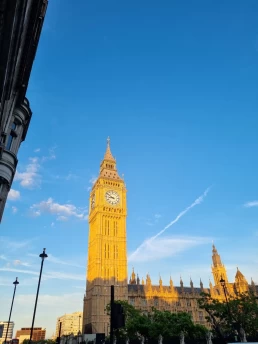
top-left (83, 138), bottom-right (128, 335)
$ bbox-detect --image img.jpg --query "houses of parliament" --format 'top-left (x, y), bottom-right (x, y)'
top-left (82, 139), bottom-right (257, 335)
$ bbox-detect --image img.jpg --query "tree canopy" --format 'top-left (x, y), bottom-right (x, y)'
top-left (106, 300), bottom-right (208, 341)
top-left (197, 291), bottom-right (258, 340)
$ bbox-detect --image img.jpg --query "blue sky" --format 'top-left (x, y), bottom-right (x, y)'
top-left (1, 0), bottom-right (258, 338)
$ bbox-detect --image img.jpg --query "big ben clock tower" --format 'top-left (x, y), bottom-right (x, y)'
top-left (83, 138), bottom-right (128, 335)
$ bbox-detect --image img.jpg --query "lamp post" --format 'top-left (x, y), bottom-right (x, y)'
top-left (58, 320), bottom-right (62, 344)
top-left (4, 278), bottom-right (19, 344)
top-left (220, 277), bottom-right (231, 316)
top-left (29, 248), bottom-right (48, 344)
top-left (78, 315), bottom-right (81, 334)
top-left (220, 276), bottom-right (239, 341)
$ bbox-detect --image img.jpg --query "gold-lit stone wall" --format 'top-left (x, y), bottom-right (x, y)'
top-left (83, 138), bottom-right (128, 335)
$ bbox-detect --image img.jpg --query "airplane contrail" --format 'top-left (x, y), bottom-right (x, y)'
top-left (128, 186), bottom-right (211, 261)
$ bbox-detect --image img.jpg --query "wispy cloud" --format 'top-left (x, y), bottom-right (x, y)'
top-left (27, 253), bottom-right (84, 268)
top-left (12, 206), bottom-right (18, 214)
top-left (0, 237), bottom-right (34, 251)
top-left (34, 148), bottom-right (41, 153)
top-left (41, 146), bottom-right (57, 162)
top-left (129, 186), bottom-right (211, 261)
top-left (0, 267), bottom-right (84, 281)
top-left (13, 259), bottom-right (31, 267)
top-left (14, 157), bottom-right (41, 189)
top-left (57, 215), bottom-right (68, 221)
top-left (244, 201), bottom-right (258, 208)
top-left (30, 198), bottom-right (88, 221)
top-left (8, 189), bottom-right (21, 201)
top-left (65, 173), bottom-right (78, 181)
top-left (129, 235), bottom-right (212, 263)
top-left (14, 148), bottom-right (57, 189)
top-left (43, 271), bottom-right (85, 281)
top-left (87, 176), bottom-right (97, 191)
top-left (146, 213), bottom-right (162, 226)
top-left (0, 267), bottom-right (39, 276)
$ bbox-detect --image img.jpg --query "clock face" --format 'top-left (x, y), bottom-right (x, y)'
top-left (105, 190), bottom-right (120, 205)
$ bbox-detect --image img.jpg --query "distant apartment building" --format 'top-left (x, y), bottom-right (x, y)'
top-left (0, 321), bottom-right (14, 344)
top-left (0, 0), bottom-right (48, 221)
top-left (55, 312), bottom-right (82, 338)
top-left (15, 328), bottom-right (46, 343)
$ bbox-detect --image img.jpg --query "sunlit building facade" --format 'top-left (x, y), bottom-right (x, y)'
top-left (0, 321), bottom-right (14, 344)
top-left (55, 312), bottom-right (83, 338)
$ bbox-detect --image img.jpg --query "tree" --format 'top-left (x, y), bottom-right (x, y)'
top-left (106, 300), bottom-right (152, 340)
top-left (148, 309), bottom-right (207, 340)
top-left (106, 301), bottom-right (208, 341)
top-left (23, 340), bottom-right (56, 344)
top-left (198, 291), bottom-right (258, 339)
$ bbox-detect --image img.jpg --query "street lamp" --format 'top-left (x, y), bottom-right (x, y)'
top-left (220, 276), bottom-right (239, 341)
top-left (4, 278), bottom-right (19, 344)
top-left (29, 248), bottom-right (48, 344)
top-left (220, 276), bottom-right (230, 312)
top-left (58, 320), bottom-right (62, 344)
top-left (78, 315), bottom-right (81, 334)
top-left (77, 315), bottom-right (81, 344)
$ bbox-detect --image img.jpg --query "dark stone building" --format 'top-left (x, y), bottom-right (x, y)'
top-left (0, 0), bottom-right (48, 221)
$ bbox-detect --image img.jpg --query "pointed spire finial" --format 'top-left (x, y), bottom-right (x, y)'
top-left (103, 137), bottom-right (115, 161)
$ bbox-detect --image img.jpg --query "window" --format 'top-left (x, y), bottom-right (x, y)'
top-left (114, 221), bottom-right (118, 236)
top-left (104, 219), bottom-right (110, 235)
top-left (199, 311), bottom-right (203, 320)
top-left (6, 123), bottom-right (17, 150)
top-left (187, 300), bottom-right (191, 307)
top-left (129, 298), bottom-right (135, 305)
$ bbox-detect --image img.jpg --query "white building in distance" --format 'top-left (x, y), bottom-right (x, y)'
top-left (0, 321), bottom-right (14, 344)
top-left (55, 312), bottom-right (82, 338)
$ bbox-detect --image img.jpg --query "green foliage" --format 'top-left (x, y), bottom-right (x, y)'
top-left (197, 291), bottom-right (258, 338)
top-left (23, 340), bottom-right (56, 344)
top-left (105, 300), bottom-right (208, 340)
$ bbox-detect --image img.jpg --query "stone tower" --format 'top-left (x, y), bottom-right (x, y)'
top-left (211, 244), bottom-right (228, 286)
top-left (83, 138), bottom-right (128, 335)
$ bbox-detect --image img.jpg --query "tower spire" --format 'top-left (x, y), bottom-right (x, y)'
top-left (104, 136), bottom-right (115, 161)
top-left (99, 137), bottom-right (121, 179)
top-left (211, 244), bottom-right (228, 286)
